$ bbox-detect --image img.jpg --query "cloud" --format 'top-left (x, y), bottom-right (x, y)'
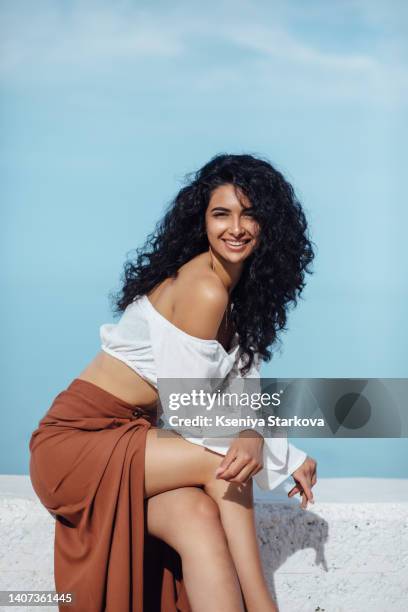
top-left (0, 0), bottom-right (406, 108)
top-left (223, 24), bottom-right (375, 72)
top-left (0, 3), bottom-right (184, 76)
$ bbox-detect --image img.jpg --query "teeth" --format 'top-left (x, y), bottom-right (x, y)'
top-left (225, 240), bottom-right (248, 246)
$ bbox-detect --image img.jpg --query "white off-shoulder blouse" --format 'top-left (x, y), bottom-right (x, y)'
top-left (100, 294), bottom-right (307, 491)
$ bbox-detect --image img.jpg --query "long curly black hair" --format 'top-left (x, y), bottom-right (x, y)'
top-left (110, 153), bottom-right (315, 375)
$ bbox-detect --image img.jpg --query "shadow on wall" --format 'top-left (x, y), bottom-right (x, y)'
top-left (256, 503), bottom-right (329, 602)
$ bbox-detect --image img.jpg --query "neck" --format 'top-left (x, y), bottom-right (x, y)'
top-left (209, 248), bottom-right (244, 294)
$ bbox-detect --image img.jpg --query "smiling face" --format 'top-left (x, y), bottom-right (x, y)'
top-left (205, 183), bottom-right (260, 263)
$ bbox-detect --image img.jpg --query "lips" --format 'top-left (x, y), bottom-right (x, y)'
top-left (222, 238), bottom-right (251, 251)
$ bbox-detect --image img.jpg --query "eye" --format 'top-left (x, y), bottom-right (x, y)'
top-left (213, 212), bottom-right (227, 216)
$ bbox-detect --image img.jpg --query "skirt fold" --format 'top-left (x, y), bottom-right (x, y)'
top-left (29, 378), bottom-right (192, 612)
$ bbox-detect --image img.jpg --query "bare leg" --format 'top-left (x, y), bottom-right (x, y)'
top-left (204, 477), bottom-right (278, 612)
top-left (145, 486), bottom-right (244, 611)
top-left (144, 429), bottom-right (278, 612)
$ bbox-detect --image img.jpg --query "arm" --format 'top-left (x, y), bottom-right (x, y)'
top-left (149, 276), bottom-right (238, 438)
top-left (172, 284), bottom-right (267, 483)
top-left (148, 280), bottom-right (315, 494)
top-left (164, 279), bottom-right (294, 482)
top-left (216, 351), bottom-right (317, 502)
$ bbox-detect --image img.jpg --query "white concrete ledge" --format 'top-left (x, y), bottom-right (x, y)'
top-left (1, 476), bottom-right (407, 611)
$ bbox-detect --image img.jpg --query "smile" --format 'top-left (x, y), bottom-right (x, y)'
top-left (222, 239), bottom-right (251, 249)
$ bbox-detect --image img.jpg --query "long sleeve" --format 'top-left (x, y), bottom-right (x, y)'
top-left (240, 352), bottom-right (308, 490)
top-left (147, 307), bottom-right (307, 491)
top-left (189, 350), bottom-right (308, 491)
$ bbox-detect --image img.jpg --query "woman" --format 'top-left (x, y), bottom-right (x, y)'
top-left (29, 153), bottom-right (317, 612)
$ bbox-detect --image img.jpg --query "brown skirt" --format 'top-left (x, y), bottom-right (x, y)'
top-left (29, 378), bottom-right (192, 612)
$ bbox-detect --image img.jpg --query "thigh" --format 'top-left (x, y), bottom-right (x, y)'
top-left (144, 428), bottom-right (223, 498)
top-left (145, 486), bottom-right (220, 552)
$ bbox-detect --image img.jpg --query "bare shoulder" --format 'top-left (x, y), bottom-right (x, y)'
top-left (171, 256), bottom-right (228, 340)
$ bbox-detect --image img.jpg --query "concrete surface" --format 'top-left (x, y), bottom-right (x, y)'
top-left (1, 475), bottom-right (407, 611)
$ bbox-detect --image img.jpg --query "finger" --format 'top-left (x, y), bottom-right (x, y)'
top-left (287, 486), bottom-right (301, 497)
top-left (311, 472), bottom-right (317, 486)
top-left (226, 462), bottom-right (259, 485)
top-left (300, 490), bottom-right (308, 509)
top-left (215, 449), bottom-right (237, 473)
top-left (215, 452), bottom-right (237, 477)
top-left (218, 458), bottom-right (248, 481)
top-left (287, 480), bottom-right (303, 497)
top-left (297, 475), bottom-right (314, 504)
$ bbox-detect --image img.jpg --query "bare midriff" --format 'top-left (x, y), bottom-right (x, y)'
top-left (77, 257), bottom-right (234, 411)
top-left (76, 279), bottom-right (175, 410)
top-left (77, 350), bottom-right (159, 410)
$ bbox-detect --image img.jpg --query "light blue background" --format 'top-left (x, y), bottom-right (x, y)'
top-left (1, 0), bottom-right (407, 476)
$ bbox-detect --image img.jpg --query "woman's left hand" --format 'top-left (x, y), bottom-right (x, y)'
top-left (214, 430), bottom-right (264, 485)
top-left (287, 456), bottom-right (317, 509)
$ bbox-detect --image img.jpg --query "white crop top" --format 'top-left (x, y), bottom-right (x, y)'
top-left (100, 294), bottom-right (307, 491)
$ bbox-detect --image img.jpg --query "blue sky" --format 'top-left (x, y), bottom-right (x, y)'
top-left (1, 0), bottom-right (407, 478)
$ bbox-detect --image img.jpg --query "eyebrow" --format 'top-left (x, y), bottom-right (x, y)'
top-left (210, 205), bottom-right (254, 212)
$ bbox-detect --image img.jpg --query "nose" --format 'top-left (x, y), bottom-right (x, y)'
top-left (228, 216), bottom-right (246, 237)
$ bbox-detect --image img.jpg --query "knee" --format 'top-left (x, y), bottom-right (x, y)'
top-left (191, 493), bottom-right (220, 523)
top-left (177, 493), bottom-right (228, 557)
top-left (177, 492), bottom-right (223, 540)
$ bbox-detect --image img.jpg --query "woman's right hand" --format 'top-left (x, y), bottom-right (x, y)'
top-left (214, 430), bottom-right (264, 484)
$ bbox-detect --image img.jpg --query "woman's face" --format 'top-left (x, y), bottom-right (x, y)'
top-left (205, 183), bottom-right (260, 263)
